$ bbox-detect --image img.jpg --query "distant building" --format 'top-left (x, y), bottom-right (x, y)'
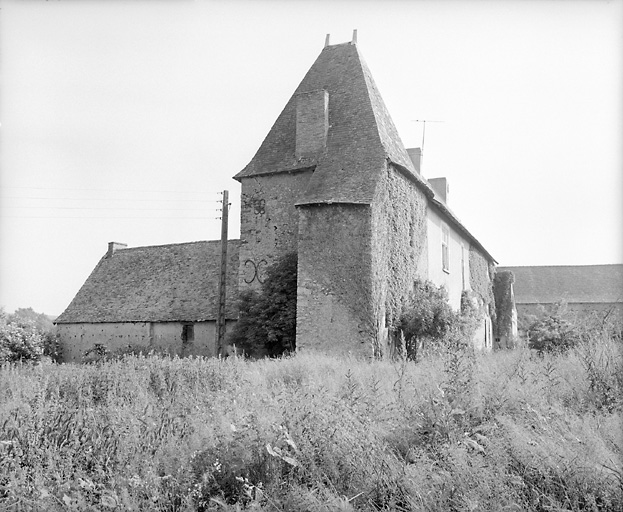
top-left (57, 34), bottom-right (515, 361)
top-left (498, 264), bottom-right (623, 320)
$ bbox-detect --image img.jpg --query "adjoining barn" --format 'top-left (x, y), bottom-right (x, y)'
top-left (55, 241), bottom-right (239, 362)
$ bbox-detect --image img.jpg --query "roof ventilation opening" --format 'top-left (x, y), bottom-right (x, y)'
top-left (295, 89), bottom-right (329, 159)
top-left (107, 241), bottom-right (127, 258)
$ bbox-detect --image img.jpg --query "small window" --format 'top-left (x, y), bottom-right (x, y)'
top-left (442, 224), bottom-right (450, 273)
top-left (182, 324), bottom-right (194, 343)
top-left (461, 243), bottom-right (466, 289)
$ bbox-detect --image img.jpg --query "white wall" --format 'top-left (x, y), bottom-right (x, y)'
top-left (58, 320), bottom-right (237, 362)
top-left (426, 206), bottom-right (470, 310)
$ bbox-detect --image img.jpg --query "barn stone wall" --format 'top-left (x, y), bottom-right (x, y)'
top-left (57, 320), bottom-right (236, 362)
top-left (238, 170), bottom-right (314, 291)
top-left (296, 204), bottom-right (374, 357)
top-left (370, 165), bottom-right (428, 356)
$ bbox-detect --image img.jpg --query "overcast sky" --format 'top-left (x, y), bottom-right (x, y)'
top-left (1, 0), bottom-right (622, 316)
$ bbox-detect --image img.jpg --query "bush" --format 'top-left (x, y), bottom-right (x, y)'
top-left (0, 321), bottom-right (44, 363)
top-left (397, 279), bottom-right (458, 360)
top-left (228, 252), bottom-right (297, 358)
top-left (527, 302), bottom-right (581, 354)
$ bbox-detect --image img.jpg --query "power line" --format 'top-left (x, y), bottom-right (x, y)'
top-left (1, 195), bottom-right (217, 203)
top-left (2, 185), bottom-right (232, 195)
top-left (3, 215), bottom-right (219, 219)
top-left (6, 206), bottom-right (215, 211)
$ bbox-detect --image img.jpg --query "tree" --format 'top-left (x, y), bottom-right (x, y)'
top-left (228, 252), bottom-right (297, 358)
top-left (9, 307), bottom-right (54, 333)
top-left (1, 306), bottom-right (59, 362)
top-left (398, 279), bottom-right (458, 360)
top-left (0, 322), bottom-right (44, 363)
top-left (527, 302), bottom-right (581, 354)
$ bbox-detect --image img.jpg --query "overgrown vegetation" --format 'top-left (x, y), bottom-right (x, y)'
top-left (0, 307), bottom-right (60, 363)
top-left (1, 326), bottom-right (621, 511)
top-left (227, 252), bottom-right (297, 358)
top-left (520, 302), bottom-right (621, 355)
top-left (397, 279), bottom-right (480, 361)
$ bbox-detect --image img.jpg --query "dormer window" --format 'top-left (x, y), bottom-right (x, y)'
top-left (442, 224), bottom-right (450, 273)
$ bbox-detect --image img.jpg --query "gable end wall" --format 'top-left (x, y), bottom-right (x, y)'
top-left (238, 171), bottom-right (314, 290)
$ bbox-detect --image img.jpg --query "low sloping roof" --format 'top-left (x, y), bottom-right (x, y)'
top-left (498, 264), bottom-right (623, 305)
top-left (55, 240), bottom-right (240, 324)
top-left (234, 42), bottom-right (430, 204)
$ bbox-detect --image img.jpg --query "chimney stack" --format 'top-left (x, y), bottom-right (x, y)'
top-left (295, 89), bottom-right (329, 158)
top-left (406, 147), bottom-right (422, 174)
top-left (428, 178), bottom-right (449, 204)
top-left (107, 241), bottom-right (127, 258)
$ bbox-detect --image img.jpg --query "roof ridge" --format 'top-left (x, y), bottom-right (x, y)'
top-left (500, 263), bottom-right (623, 269)
top-left (117, 239), bottom-right (241, 252)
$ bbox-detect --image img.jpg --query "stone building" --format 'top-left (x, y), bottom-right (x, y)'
top-left (498, 264), bottom-right (623, 321)
top-left (56, 35), bottom-right (508, 361)
top-left (55, 241), bottom-right (239, 361)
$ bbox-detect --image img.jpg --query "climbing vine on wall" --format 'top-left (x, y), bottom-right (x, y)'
top-left (468, 247), bottom-right (496, 326)
top-left (493, 270), bottom-right (515, 338)
top-left (376, 166), bottom-right (428, 331)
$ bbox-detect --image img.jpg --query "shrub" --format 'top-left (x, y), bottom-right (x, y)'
top-left (396, 279), bottom-right (481, 360)
top-left (0, 321), bottom-right (44, 363)
top-left (228, 252), bottom-right (297, 358)
top-left (527, 302), bottom-right (581, 354)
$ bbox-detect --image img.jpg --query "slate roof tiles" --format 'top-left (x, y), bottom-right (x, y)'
top-left (55, 241), bottom-right (239, 324)
top-left (499, 264), bottom-right (623, 305)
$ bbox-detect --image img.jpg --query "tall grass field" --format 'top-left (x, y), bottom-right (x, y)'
top-left (1, 335), bottom-right (621, 511)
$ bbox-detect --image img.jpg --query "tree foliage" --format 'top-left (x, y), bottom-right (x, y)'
top-left (0, 306), bottom-right (58, 363)
top-left (526, 302), bottom-right (581, 355)
top-left (227, 252), bottom-right (297, 358)
top-left (0, 317), bottom-right (44, 363)
top-left (398, 280), bottom-right (459, 360)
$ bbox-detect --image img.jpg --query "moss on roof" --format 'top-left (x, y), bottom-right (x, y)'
top-left (234, 42), bottom-right (429, 204)
top-left (499, 264), bottom-right (623, 305)
top-left (55, 240), bottom-right (239, 324)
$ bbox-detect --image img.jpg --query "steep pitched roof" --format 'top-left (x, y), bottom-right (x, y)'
top-left (55, 240), bottom-right (240, 324)
top-left (234, 42), bottom-right (430, 204)
top-left (499, 264), bottom-right (623, 305)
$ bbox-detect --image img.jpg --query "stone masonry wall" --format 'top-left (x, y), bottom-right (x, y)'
top-left (370, 164), bottom-right (428, 357)
top-left (238, 170), bottom-right (314, 291)
top-left (58, 320), bottom-right (235, 362)
top-left (296, 204), bottom-right (374, 357)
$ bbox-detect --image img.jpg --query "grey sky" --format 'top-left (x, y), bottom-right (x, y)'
top-left (1, 0), bottom-right (621, 315)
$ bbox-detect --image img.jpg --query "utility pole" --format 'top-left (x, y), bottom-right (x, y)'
top-left (215, 190), bottom-right (229, 357)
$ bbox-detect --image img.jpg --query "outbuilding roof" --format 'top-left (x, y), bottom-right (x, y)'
top-left (55, 240), bottom-right (240, 324)
top-left (498, 264), bottom-right (623, 305)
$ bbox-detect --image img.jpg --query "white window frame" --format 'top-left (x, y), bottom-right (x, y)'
top-left (442, 223), bottom-right (450, 273)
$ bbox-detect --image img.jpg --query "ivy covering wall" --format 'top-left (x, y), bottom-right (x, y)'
top-left (468, 246), bottom-right (496, 326)
top-left (493, 270), bottom-right (515, 339)
top-left (370, 164), bottom-right (428, 355)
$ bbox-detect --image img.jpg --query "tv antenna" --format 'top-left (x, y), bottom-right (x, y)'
top-left (412, 120), bottom-right (444, 154)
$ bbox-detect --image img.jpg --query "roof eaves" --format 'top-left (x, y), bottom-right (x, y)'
top-left (429, 197), bottom-right (497, 264)
top-left (388, 159), bottom-right (435, 199)
top-left (234, 165), bottom-right (316, 182)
